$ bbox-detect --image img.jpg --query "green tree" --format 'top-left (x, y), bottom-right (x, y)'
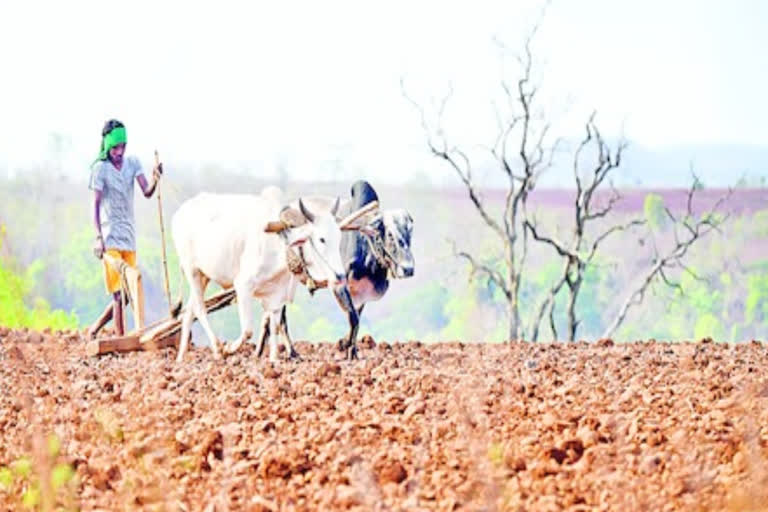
top-left (0, 227), bottom-right (78, 330)
top-left (644, 193), bottom-right (667, 231)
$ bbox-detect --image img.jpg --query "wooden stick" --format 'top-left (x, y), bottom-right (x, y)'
top-left (155, 150), bottom-right (173, 317)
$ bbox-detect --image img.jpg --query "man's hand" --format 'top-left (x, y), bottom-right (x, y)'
top-left (138, 162), bottom-right (163, 198)
top-left (153, 162), bottom-right (163, 183)
top-left (93, 235), bottom-right (105, 259)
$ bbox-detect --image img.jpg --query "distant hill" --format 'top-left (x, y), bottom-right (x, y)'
top-left (610, 143), bottom-right (768, 188)
top-left (460, 142), bottom-right (768, 189)
top-left (446, 187), bottom-right (768, 216)
top-left (3, 140), bottom-right (765, 190)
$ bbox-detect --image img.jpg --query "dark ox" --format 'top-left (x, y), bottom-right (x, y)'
top-left (261, 180), bottom-right (414, 359)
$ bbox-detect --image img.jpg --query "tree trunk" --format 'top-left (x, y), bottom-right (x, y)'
top-left (507, 298), bottom-right (519, 341)
top-left (566, 281), bottom-right (581, 341)
top-left (506, 248), bottom-right (521, 341)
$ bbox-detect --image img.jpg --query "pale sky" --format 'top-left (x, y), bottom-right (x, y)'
top-left (0, 0), bottom-right (766, 185)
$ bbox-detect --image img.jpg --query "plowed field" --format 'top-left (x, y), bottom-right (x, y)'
top-left (2, 329), bottom-right (767, 511)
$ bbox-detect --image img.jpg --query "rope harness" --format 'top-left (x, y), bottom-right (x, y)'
top-left (285, 244), bottom-right (324, 294)
top-left (362, 230), bottom-right (399, 276)
top-left (283, 228), bottom-right (396, 294)
top-left (280, 233), bottom-right (334, 294)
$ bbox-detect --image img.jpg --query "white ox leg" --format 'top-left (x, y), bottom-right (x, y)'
top-left (261, 294), bottom-right (284, 363)
top-left (177, 265), bottom-right (203, 362)
top-left (267, 309), bottom-right (281, 363)
top-left (224, 278), bottom-right (254, 355)
top-left (177, 300), bottom-right (195, 362)
top-left (187, 270), bottom-right (222, 360)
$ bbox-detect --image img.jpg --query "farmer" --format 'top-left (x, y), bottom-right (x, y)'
top-left (87, 119), bottom-right (163, 337)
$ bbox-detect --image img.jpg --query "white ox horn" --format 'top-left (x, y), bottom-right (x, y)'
top-left (339, 200), bottom-right (380, 231)
top-left (299, 198), bottom-right (315, 223)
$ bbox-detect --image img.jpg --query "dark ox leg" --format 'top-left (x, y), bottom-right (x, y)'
top-left (258, 307), bottom-right (301, 360)
top-left (256, 313), bottom-right (270, 358)
top-left (278, 306), bottom-right (301, 360)
top-left (334, 286), bottom-right (360, 360)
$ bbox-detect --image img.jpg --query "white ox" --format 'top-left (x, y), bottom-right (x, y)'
top-left (171, 186), bottom-right (352, 363)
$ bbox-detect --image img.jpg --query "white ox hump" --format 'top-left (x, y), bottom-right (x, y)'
top-left (171, 188), bottom-right (287, 288)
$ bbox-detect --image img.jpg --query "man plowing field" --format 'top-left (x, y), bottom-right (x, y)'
top-left (81, 131), bottom-right (406, 362)
top-left (87, 119), bottom-right (163, 337)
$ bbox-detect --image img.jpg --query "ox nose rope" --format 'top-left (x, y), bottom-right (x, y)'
top-left (282, 236), bottom-right (331, 294)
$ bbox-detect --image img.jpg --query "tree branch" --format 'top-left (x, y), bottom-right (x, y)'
top-left (525, 219), bottom-right (582, 262)
top-left (530, 267), bottom-right (567, 342)
top-left (586, 218), bottom-right (645, 262)
top-left (603, 181), bottom-right (731, 338)
top-left (449, 239), bottom-right (511, 300)
top-left (402, 79), bottom-right (508, 244)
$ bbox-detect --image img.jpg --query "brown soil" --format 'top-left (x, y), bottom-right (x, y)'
top-left (1, 328), bottom-right (767, 511)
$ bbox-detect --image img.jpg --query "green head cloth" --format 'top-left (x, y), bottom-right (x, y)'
top-left (96, 126), bottom-right (127, 163)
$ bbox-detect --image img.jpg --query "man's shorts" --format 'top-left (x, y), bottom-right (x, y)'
top-left (103, 249), bottom-right (137, 294)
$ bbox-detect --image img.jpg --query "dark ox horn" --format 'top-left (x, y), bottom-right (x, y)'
top-left (299, 198), bottom-right (315, 223)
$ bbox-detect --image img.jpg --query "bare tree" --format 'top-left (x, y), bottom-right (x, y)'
top-left (602, 176), bottom-right (731, 338)
top-left (403, 31), bottom-right (559, 340)
top-left (405, 19), bottom-right (730, 342)
top-left (525, 114), bottom-right (644, 341)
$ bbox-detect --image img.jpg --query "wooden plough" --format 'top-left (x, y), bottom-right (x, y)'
top-left (86, 287), bottom-right (237, 357)
top-left (85, 251), bottom-right (238, 357)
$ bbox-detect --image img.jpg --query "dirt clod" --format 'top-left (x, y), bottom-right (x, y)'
top-left (380, 460), bottom-right (408, 484)
top-left (1, 332), bottom-right (766, 511)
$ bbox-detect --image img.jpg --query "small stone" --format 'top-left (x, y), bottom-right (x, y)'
top-left (380, 460), bottom-right (408, 484)
top-left (640, 454), bottom-right (662, 475)
top-left (263, 366), bottom-right (281, 379)
top-left (360, 334), bottom-right (376, 349)
top-left (317, 362), bottom-right (341, 378)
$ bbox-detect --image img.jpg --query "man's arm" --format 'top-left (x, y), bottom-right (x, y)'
top-left (138, 162), bottom-right (163, 198)
top-left (93, 190), bottom-right (105, 258)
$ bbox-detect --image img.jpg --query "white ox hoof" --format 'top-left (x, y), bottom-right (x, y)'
top-left (224, 339), bottom-right (245, 355)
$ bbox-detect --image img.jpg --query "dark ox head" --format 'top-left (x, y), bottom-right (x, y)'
top-left (366, 209), bottom-right (414, 278)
